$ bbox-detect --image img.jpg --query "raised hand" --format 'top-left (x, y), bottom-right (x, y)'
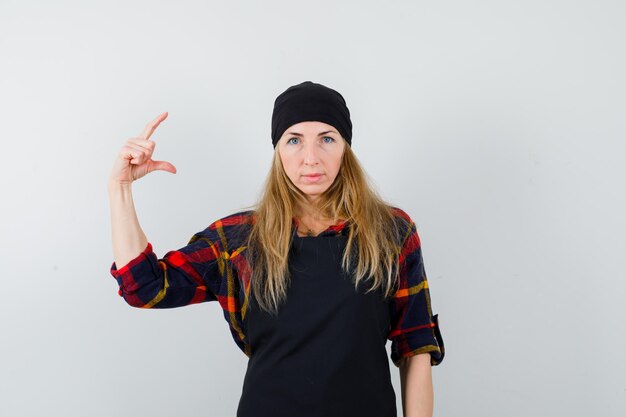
top-left (109, 112), bottom-right (177, 185)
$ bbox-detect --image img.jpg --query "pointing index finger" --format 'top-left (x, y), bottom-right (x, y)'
top-left (140, 112), bottom-right (168, 140)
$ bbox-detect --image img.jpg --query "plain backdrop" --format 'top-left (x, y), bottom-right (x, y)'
top-left (0, 0), bottom-right (624, 416)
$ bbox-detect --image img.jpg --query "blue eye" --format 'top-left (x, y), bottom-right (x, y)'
top-left (287, 136), bottom-right (335, 145)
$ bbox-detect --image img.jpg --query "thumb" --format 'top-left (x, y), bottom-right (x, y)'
top-left (150, 160), bottom-right (177, 174)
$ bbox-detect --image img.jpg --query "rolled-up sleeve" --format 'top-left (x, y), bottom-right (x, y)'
top-left (388, 217), bottom-right (445, 367)
top-left (109, 224), bottom-right (223, 309)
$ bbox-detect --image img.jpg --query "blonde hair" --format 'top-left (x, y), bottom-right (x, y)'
top-left (240, 141), bottom-right (409, 315)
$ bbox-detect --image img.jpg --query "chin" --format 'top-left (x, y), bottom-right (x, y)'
top-left (298, 185), bottom-right (329, 196)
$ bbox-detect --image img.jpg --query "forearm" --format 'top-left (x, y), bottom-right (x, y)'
top-left (108, 181), bottom-right (149, 268)
top-left (399, 353), bottom-right (434, 417)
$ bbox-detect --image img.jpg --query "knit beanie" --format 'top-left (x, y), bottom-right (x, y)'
top-left (271, 81), bottom-right (352, 148)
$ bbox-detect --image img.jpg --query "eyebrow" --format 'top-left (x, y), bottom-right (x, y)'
top-left (286, 130), bottom-right (337, 137)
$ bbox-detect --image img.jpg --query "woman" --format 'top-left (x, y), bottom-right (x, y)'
top-left (108, 81), bottom-right (445, 417)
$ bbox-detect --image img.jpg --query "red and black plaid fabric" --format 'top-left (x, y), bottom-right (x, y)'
top-left (110, 208), bottom-right (445, 367)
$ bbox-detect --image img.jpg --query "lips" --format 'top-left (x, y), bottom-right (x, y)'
top-left (302, 173), bottom-right (323, 182)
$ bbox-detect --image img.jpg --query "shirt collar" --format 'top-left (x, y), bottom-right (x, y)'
top-left (291, 216), bottom-right (350, 238)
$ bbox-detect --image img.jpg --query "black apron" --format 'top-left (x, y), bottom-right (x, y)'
top-left (237, 233), bottom-right (397, 417)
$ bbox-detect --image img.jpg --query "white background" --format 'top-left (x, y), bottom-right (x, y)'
top-left (0, 0), bottom-right (624, 416)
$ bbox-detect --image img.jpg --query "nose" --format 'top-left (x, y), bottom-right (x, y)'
top-left (303, 141), bottom-right (320, 165)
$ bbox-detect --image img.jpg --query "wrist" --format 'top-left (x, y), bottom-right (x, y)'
top-left (108, 180), bottom-right (133, 194)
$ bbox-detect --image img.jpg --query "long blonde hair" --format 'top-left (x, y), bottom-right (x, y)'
top-left (240, 142), bottom-right (410, 315)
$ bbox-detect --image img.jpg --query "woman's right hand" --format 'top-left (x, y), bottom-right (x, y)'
top-left (109, 111), bottom-right (177, 186)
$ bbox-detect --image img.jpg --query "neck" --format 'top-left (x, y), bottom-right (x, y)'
top-left (294, 202), bottom-right (325, 220)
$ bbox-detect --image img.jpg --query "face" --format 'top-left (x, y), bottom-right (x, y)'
top-left (277, 121), bottom-right (346, 204)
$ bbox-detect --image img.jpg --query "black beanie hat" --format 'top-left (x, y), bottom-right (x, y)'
top-left (271, 81), bottom-right (352, 148)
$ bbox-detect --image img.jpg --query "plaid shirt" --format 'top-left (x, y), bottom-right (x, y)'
top-left (109, 207), bottom-right (445, 367)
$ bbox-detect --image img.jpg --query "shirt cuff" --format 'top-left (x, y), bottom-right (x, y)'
top-left (391, 314), bottom-right (445, 367)
top-left (110, 242), bottom-right (154, 278)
